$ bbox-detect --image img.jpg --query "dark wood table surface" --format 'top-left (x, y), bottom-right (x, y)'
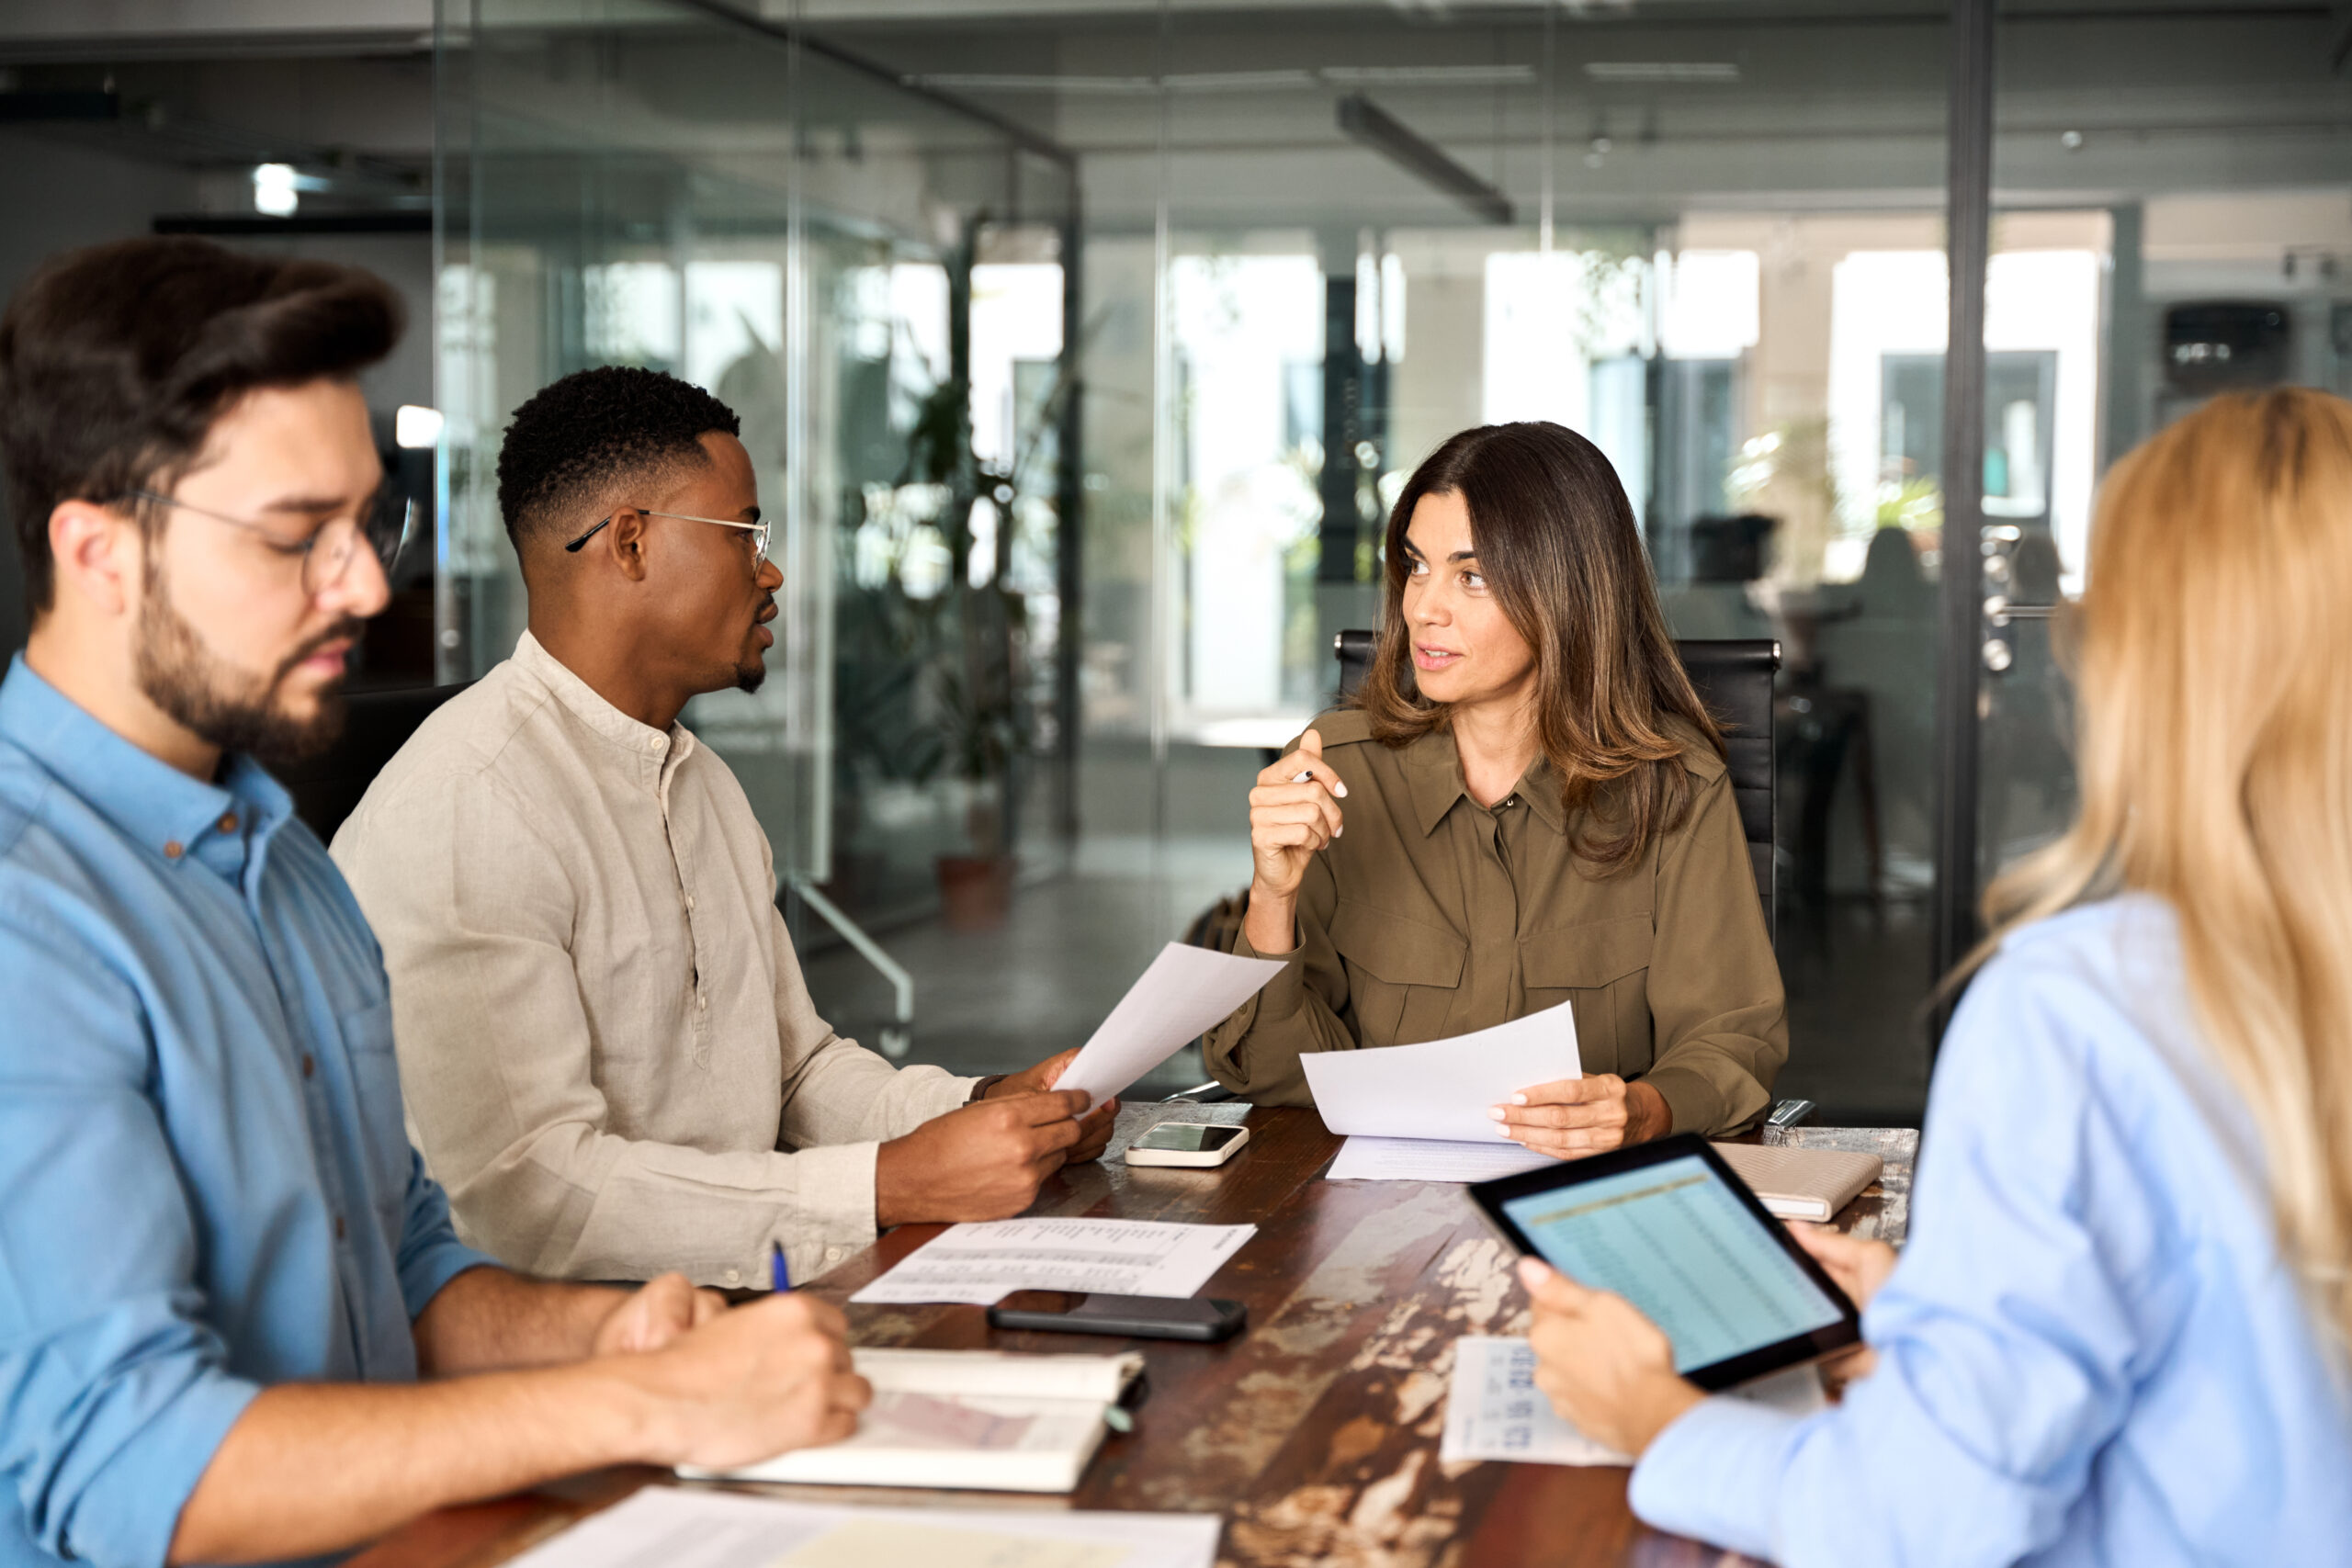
top-left (350, 1104), bottom-right (1915, 1568)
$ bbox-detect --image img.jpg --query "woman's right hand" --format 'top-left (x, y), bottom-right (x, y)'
top-left (1789, 1224), bottom-right (1897, 1388)
top-left (1248, 728), bottom-right (1347, 902)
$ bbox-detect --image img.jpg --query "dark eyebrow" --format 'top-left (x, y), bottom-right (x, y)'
top-left (743, 506), bottom-right (763, 525)
top-left (1448, 549), bottom-right (1477, 563)
top-left (257, 494), bottom-right (356, 516)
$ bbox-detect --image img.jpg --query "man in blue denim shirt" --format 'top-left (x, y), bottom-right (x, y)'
top-left (0, 238), bottom-right (869, 1566)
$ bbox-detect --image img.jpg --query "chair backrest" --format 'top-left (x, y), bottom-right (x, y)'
top-left (1331, 632), bottom-right (1779, 929)
top-left (277, 682), bottom-right (472, 844)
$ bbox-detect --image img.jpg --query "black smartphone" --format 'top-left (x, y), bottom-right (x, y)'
top-left (987, 1291), bottom-right (1247, 1343)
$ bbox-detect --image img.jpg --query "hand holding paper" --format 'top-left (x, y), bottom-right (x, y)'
top-left (1300, 999), bottom-right (1581, 1143)
top-left (1051, 942), bottom-right (1288, 1107)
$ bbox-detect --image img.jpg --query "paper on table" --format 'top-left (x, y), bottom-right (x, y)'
top-left (849, 1217), bottom-right (1257, 1306)
top-left (1440, 1336), bottom-right (1827, 1467)
top-left (1326, 1135), bottom-right (1561, 1183)
top-left (1300, 999), bottom-right (1580, 1143)
top-left (503, 1486), bottom-right (1224, 1568)
top-left (1052, 942), bottom-right (1289, 1107)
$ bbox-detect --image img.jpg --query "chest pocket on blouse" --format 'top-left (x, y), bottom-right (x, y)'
top-left (1328, 901), bottom-right (1465, 1045)
top-left (1521, 916), bottom-right (1653, 1077)
top-left (336, 998), bottom-right (415, 1216)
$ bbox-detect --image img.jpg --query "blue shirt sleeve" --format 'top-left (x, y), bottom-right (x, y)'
top-left (1627, 942), bottom-right (2186, 1567)
top-left (395, 1146), bottom-right (496, 1320)
top-left (0, 899), bottom-right (261, 1568)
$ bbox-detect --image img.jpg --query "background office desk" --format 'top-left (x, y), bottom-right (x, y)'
top-left (353, 1104), bottom-right (1914, 1568)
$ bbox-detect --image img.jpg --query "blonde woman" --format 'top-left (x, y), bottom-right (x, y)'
top-left (1521, 388), bottom-right (2352, 1562)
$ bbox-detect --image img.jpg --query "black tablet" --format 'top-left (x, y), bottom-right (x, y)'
top-left (1469, 1134), bottom-right (1861, 1392)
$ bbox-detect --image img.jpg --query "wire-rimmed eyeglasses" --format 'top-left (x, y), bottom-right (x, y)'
top-left (564, 506), bottom-right (771, 562)
top-left (123, 486), bottom-right (414, 599)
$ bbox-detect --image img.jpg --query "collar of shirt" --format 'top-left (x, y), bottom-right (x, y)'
top-left (0, 653), bottom-right (291, 882)
top-left (511, 629), bottom-right (697, 792)
top-left (1396, 725), bottom-right (1565, 837)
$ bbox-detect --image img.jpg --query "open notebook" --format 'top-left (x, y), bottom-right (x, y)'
top-left (1711, 1142), bottom-right (1883, 1223)
top-left (677, 1348), bottom-right (1144, 1495)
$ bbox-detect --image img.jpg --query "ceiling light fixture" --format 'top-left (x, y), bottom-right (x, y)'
top-left (1336, 94), bottom-right (1513, 226)
top-left (1584, 62), bottom-right (1741, 84)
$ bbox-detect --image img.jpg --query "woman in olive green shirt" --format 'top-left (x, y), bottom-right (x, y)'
top-left (1204, 422), bottom-right (1788, 1152)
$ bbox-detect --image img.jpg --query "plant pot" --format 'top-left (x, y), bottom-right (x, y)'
top-left (936, 854), bottom-right (1014, 932)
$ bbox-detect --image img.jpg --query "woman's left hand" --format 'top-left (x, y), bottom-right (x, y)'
top-left (1520, 1257), bottom-right (1702, 1458)
top-left (1491, 1075), bottom-right (1671, 1157)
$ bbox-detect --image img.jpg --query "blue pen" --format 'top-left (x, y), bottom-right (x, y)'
top-left (770, 1241), bottom-right (792, 1293)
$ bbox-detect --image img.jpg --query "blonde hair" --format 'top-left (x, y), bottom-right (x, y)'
top-left (1982, 388), bottom-right (2352, 1348)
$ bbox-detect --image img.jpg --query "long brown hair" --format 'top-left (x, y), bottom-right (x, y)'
top-left (1354, 421), bottom-right (1722, 873)
top-left (1979, 388), bottom-right (2352, 1350)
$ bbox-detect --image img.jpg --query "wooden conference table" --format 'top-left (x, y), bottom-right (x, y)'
top-left (354, 1104), bottom-right (1915, 1568)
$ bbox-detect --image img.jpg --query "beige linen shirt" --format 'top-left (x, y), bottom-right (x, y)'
top-left (332, 632), bottom-right (971, 1288)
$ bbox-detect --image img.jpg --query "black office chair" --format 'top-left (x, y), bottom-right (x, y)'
top-left (277, 682), bottom-right (472, 843)
top-left (1167, 634), bottom-right (1809, 1124)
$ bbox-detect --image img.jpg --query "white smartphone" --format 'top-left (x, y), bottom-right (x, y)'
top-left (1123, 1121), bottom-right (1250, 1168)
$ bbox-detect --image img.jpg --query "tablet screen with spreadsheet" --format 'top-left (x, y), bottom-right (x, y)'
top-left (1471, 1134), bottom-right (1860, 1392)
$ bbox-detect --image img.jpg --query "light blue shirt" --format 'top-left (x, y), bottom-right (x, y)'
top-left (1631, 895), bottom-right (2352, 1564)
top-left (0, 658), bottom-right (491, 1568)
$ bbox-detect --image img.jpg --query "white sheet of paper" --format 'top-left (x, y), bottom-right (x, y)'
top-left (1326, 1135), bottom-right (1562, 1183)
top-left (1299, 999), bottom-right (1581, 1143)
top-left (1053, 942), bottom-right (1289, 1106)
top-left (503, 1485), bottom-right (1223, 1568)
top-left (1440, 1336), bottom-right (1828, 1467)
top-left (849, 1217), bottom-right (1258, 1306)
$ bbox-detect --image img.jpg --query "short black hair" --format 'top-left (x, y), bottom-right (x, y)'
top-left (495, 366), bottom-right (741, 549)
top-left (0, 235), bottom-right (401, 620)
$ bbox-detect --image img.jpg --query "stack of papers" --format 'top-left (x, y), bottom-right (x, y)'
top-left (849, 1217), bottom-right (1257, 1306)
top-left (1305, 1000), bottom-right (1580, 1179)
top-left (1439, 1336), bottom-right (1827, 1467)
top-left (680, 1348), bottom-right (1144, 1494)
top-left (510, 1487), bottom-right (1223, 1568)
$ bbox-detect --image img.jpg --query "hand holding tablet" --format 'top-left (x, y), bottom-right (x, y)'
top-left (1470, 1135), bottom-right (1861, 1397)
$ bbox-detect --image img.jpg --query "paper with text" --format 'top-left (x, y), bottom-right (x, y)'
top-left (1053, 942), bottom-right (1289, 1107)
top-left (1440, 1336), bottom-right (1827, 1467)
top-left (1326, 1135), bottom-right (1562, 1183)
top-left (503, 1487), bottom-right (1222, 1568)
top-left (1301, 1000), bottom-right (1580, 1143)
top-left (849, 1217), bottom-right (1257, 1306)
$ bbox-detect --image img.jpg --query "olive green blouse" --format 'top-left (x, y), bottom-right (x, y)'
top-left (1203, 710), bottom-right (1788, 1136)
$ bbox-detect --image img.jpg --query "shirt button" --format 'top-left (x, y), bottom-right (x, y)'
top-left (825, 1247), bottom-right (844, 1263)
top-left (218, 813), bottom-right (238, 833)
top-left (648, 735), bottom-right (664, 752)
top-left (301, 1054), bottom-right (315, 1079)
top-left (684, 895), bottom-right (695, 912)
top-left (697, 996), bottom-right (707, 1011)
top-left (334, 1215), bottom-right (347, 1241)
top-left (724, 1267), bottom-right (742, 1286)
top-left (163, 840), bottom-right (184, 860)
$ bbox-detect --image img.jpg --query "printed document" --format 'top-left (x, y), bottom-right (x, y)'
top-left (1053, 942), bottom-right (1288, 1107)
top-left (504, 1486), bottom-right (1224, 1568)
top-left (1441, 1336), bottom-right (1826, 1467)
top-left (850, 1217), bottom-right (1257, 1306)
top-left (1301, 999), bottom-right (1580, 1143)
top-left (1326, 1135), bottom-right (1561, 1183)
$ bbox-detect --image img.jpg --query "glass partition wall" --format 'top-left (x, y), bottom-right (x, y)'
top-left (436, 1), bottom-right (1082, 1062)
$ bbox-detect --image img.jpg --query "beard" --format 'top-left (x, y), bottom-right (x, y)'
top-left (133, 559), bottom-right (361, 767)
top-left (733, 657), bottom-right (767, 694)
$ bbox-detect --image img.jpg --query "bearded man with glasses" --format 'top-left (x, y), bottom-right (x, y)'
top-left (0, 241), bottom-right (866, 1567)
top-left (332, 365), bottom-right (1114, 1296)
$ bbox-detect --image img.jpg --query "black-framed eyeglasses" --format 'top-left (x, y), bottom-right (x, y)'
top-left (564, 506), bottom-right (771, 562)
top-left (124, 486), bottom-right (414, 599)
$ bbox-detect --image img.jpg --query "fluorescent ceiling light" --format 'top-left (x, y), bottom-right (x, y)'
top-left (395, 404), bottom-right (445, 449)
top-left (1321, 64), bottom-right (1536, 86)
top-left (1584, 62), bottom-right (1742, 84)
top-left (252, 163), bottom-right (298, 217)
